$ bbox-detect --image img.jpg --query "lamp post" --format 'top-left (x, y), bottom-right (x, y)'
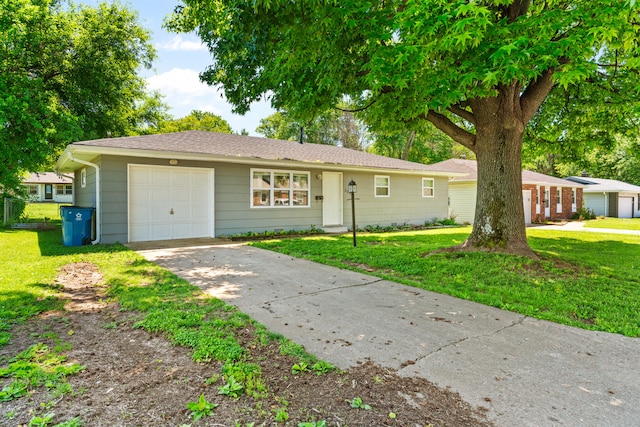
top-left (347, 179), bottom-right (357, 247)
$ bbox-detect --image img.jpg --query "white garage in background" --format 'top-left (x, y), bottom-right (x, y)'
top-left (566, 176), bottom-right (640, 218)
top-left (128, 164), bottom-right (214, 242)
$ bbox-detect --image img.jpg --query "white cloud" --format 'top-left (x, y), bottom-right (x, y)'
top-left (146, 67), bottom-right (275, 135)
top-left (156, 35), bottom-right (207, 52)
top-left (146, 68), bottom-right (226, 117)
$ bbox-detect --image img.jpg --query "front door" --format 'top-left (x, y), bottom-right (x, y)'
top-left (544, 189), bottom-right (550, 218)
top-left (322, 172), bottom-right (343, 226)
top-left (44, 184), bottom-right (53, 200)
top-left (522, 190), bottom-right (532, 224)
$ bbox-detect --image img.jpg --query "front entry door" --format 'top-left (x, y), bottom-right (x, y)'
top-left (44, 184), bottom-right (53, 200)
top-left (322, 172), bottom-right (343, 226)
top-left (544, 189), bottom-right (551, 218)
top-left (522, 190), bottom-right (532, 224)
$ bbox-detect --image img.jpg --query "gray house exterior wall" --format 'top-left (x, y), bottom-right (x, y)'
top-left (76, 155), bottom-right (449, 244)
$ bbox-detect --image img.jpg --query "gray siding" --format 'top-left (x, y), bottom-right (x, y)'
top-left (342, 172), bottom-right (449, 229)
top-left (73, 167), bottom-right (96, 207)
top-left (90, 155), bottom-right (449, 243)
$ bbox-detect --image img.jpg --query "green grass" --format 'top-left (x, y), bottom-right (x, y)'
top-left (584, 217), bottom-right (640, 230)
top-left (251, 227), bottom-right (640, 337)
top-left (0, 228), bottom-right (323, 421)
top-left (12, 203), bottom-right (70, 225)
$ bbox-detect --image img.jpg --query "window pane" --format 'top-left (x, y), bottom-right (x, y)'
top-left (66, 185), bottom-right (73, 195)
top-left (376, 187), bottom-right (389, 196)
top-left (423, 187), bottom-right (433, 197)
top-left (293, 174), bottom-right (308, 189)
top-left (56, 185), bottom-right (64, 192)
top-left (253, 190), bottom-right (270, 206)
top-left (274, 173), bottom-right (290, 188)
top-left (375, 176), bottom-right (389, 187)
top-left (274, 189), bottom-right (290, 205)
top-left (253, 172), bottom-right (271, 189)
top-left (293, 190), bottom-right (308, 206)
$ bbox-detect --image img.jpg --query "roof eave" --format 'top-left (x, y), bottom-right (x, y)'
top-left (57, 145), bottom-right (464, 177)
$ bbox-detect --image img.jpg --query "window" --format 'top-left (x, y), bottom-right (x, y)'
top-left (56, 184), bottom-right (72, 195)
top-left (251, 169), bottom-right (309, 208)
top-left (80, 168), bottom-right (87, 188)
top-left (375, 175), bottom-right (390, 197)
top-left (422, 178), bottom-right (434, 197)
top-left (27, 185), bottom-right (38, 196)
top-left (572, 188), bottom-right (576, 204)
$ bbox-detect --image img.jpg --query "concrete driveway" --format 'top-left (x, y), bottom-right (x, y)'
top-left (136, 243), bottom-right (640, 427)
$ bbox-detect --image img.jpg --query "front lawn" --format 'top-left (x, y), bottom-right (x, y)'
top-left (584, 217), bottom-right (640, 230)
top-left (2, 229), bottom-right (484, 426)
top-left (252, 227), bottom-right (640, 337)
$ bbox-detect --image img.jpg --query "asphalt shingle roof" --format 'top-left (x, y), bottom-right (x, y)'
top-left (566, 176), bottom-right (640, 193)
top-left (23, 172), bottom-right (72, 184)
top-left (68, 131), bottom-right (452, 173)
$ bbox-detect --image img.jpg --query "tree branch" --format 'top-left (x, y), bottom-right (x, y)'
top-left (447, 104), bottom-right (475, 125)
top-left (520, 68), bottom-right (556, 124)
top-left (420, 111), bottom-right (476, 149)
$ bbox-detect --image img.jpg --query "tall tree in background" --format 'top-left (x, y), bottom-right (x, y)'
top-left (153, 110), bottom-right (233, 134)
top-left (522, 83), bottom-right (640, 184)
top-left (168, 1), bottom-right (640, 257)
top-left (369, 124), bottom-right (475, 165)
top-left (0, 0), bottom-right (156, 191)
top-left (256, 110), bottom-right (367, 150)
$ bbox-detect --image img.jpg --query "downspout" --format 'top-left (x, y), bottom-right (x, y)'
top-left (603, 192), bottom-right (608, 217)
top-left (66, 153), bottom-right (100, 245)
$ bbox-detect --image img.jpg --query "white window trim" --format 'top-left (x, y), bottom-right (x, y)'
top-left (422, 177), bottom-right (435, 198)
top-left (571, 188), bottom-right (577, 212)
top-left (374, 175), bottom-right (390, 198)
top-left (250, 168), bottom-right (310, 208)
top-left (80, 168), bottom-right (87, 188)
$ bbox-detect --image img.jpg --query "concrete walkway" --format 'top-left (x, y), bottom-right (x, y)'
top-left (137, 243), bottom-right (640, 427)
top-left (534, 220), bottom-right (640, 235)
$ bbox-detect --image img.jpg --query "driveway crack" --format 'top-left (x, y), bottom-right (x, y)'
top-left (262, 278), bottom-right (385, 304)
top-left (409, 315), bottom-right (528, 365)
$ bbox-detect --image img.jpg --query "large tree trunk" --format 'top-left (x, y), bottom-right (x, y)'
top-left (461, 87), bottom-right (537, 258)
top-left (461, 124), bottom-right (534, 257)
top-left (425, 78), bottom-right (555, 258)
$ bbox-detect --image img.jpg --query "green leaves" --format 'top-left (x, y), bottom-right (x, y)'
top-left (186, 393), bottom-right (218, 421)
top-left (0, 0), bottom-right (156, 191)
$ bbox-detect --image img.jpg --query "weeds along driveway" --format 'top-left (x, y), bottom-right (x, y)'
top-left (137, 242), bottom-right (640, 427)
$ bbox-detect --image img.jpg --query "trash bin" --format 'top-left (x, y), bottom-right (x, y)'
top-left (60, 206), bottom-right (94, 246)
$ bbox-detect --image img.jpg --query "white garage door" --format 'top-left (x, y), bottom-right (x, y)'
top-left (129, 164), bottom-right (214, 242)
top-left (618, 197), bottom-right (633, 218)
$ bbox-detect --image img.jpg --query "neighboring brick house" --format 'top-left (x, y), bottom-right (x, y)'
top-left (429, 159), bottom-right (584, 224)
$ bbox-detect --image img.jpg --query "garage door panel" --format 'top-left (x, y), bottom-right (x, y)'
top-left (129, 165), bottom-right (214, 242)
top-left (619, 197), bottom-right (633, 218)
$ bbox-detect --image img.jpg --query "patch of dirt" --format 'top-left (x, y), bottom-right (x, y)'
top-left (1, 262), bottom-right (493, 427)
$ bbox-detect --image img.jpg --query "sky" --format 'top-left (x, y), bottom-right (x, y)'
top-left (95, 0), bottom-right (275, 135)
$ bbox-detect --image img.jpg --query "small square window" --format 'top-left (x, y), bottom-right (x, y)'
top-left (422, 178), bottom-right (434, 197)
top-left (375, 175), bottom-right (390, 197)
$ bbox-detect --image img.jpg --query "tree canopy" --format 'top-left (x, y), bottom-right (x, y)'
top-left (256, 110), bottom-right (367, 150)
top-left (168, 1), bottom-right (640, 256)
top-left (0, 0), bottom-right (157, 192)
top-left (152, 110), bottom-right (233, 134)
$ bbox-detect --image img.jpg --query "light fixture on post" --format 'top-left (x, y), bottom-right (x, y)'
top-left (347, 179), bottom-right (357, 247)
